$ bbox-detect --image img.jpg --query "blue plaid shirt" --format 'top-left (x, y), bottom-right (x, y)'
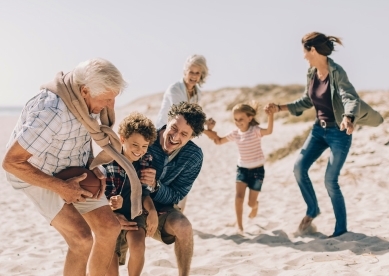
top-left (148, 128), bottom-right (203, 209)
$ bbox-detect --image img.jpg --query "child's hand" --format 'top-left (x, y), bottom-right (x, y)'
top-left (205, 118), bottom-right (216, 130)
top-left (264, 103), bottom-right (277, 115)
top-left (146, 209), bottom-right (158, 237)
top-left (109, 195), bottom-right (123, 210)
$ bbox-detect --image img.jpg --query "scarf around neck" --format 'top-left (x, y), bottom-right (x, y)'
top-left (41, 71), bottom-right (142, 219)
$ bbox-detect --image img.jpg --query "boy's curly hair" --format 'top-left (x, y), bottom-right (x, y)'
top-left (118, 112), bottom-right (157, 143)
top-left (167, 102), bottom-right (206, 137)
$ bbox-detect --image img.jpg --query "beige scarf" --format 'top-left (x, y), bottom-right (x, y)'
top-left (41, 72), bottom-right (142, 219)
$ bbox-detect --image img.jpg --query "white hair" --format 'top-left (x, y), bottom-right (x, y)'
top-left (73, 58), bottom-right (127, 97)
top-left (183, 54), bottom-right (209, 86)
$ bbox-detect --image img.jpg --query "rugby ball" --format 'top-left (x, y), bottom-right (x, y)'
top-left (54, 167), bottom-right (101, 196)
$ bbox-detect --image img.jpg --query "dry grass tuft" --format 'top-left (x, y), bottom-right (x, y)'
top-left (267, 127), bottom-right (311, 163)
top-left (283, 108), bottom-right (316, 124)
top-left (380, 110), bottom-right (389, 120)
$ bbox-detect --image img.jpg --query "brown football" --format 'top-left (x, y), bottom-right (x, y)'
top-left (54, 167), bottom-right (101, 196)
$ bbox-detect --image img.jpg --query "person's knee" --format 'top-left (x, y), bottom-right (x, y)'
top-left (129, 240), bottom-right (145, 255)
top-left (324, 176), bottom-right (341, 195)
top-left (248, 200), bottom-right (257, 208)
top-left (67, 227), bottom-right (93, 253)
top-left (293, 160), bottom-right (307, 182)
top-left (235, 193), bottom-right (244, 202)
top-left (127, 231), bottom-right (146, 254)
top-left (166, 213), bottom-right (192, 238)
top-left (94, 215), bottom-right (121, 239)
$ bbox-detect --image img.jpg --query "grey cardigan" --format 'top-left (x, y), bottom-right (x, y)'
top-left (287, 58), bottom-right (383, 127)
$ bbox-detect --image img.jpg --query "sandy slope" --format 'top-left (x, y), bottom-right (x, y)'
top-left (1, 90), bottom-right (389, 275)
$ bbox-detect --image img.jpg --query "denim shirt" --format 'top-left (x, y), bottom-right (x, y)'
top-left (287, 58), bottom-right (383, 127)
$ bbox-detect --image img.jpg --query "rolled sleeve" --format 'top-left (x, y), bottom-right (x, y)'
top-left (18, 107), bottom-right (62, 158)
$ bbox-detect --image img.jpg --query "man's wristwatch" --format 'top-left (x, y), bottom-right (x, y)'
top-left (145, 180), bottom-right (160, 193)
top-left (153, 180), bottom-right (161, 193)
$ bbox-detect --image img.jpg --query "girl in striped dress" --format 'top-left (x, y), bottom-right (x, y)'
top-left (205, 101), bottom-right (274, 235)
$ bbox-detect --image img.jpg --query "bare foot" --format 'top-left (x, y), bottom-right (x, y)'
top-left (248, 201), bottom-right (258, 218)
top-left (226, 221), bottom-right (237, 227)
top-left (237, 228), bottom-right (245, 237)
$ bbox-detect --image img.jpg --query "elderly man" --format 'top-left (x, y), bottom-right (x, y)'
top-left (115, 102), bottom-right (206, 276)
top-left (2, 58), bottom-right (138, 276)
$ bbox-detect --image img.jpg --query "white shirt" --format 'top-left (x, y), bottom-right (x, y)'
top-left (155, 79), bottom-right (201, 129)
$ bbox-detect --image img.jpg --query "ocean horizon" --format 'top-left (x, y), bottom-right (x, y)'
top-left (0, 106), bottom-right (23, 116)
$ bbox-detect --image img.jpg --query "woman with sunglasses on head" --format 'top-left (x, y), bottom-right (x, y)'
top-left (266, 32), bottom-right (383, 238)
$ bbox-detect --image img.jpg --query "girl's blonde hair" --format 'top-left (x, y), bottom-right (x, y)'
top-left (232, 100), bottom-right (260, 126)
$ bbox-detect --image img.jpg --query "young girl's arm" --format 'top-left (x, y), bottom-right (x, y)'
top-left (260, 112), bottom-right (274, 136)
top-left (204, 129), bottom-right (230, 145)
top-left (214, 136), bottom-right (229, 145)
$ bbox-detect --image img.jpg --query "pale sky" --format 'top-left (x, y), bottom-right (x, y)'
top-left (1, 0), bottom-right (388, 107)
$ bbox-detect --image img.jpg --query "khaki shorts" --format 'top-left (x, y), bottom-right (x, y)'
top-left (6, 172), bottom-right (108, 224)
top-left (153, 205), bottom-right (182, 244)
top-left (116, 214), bottom-right (147, 265)
top-left (116, 206), bottom-right (182, 265)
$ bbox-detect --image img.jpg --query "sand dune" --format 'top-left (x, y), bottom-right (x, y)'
top-left (1, 89), bottom-right (389, 275)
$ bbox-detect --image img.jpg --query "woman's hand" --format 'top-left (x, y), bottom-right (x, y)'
top-left (340, 116), bottom-right (354, 135)
top-left (146, 209), bottom-right (158, 237)
top-left (109, 195), bottom-right (123, 210)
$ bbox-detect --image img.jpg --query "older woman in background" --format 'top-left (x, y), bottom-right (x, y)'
top-left (156, 54), bottom-right (210, 129)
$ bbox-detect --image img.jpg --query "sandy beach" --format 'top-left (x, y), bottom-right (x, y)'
top-left (1, 90), bottom-right (389, 275)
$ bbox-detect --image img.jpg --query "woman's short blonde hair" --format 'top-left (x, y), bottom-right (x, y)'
top-left (73, 58), bottom-right (127, 97)
top-left (183, 54), bottom-right (209, 86)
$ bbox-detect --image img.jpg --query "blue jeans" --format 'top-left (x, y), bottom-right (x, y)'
top-left (293, 123), bottom-right (352, 236)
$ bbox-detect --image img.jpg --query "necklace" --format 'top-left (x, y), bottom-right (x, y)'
top-left (186, 86), bottom-right (198, 103)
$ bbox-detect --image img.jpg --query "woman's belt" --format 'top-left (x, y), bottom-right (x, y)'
top-left (315, 119), bottom-right (337, 128)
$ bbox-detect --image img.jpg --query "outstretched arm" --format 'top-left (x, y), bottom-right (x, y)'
top-left (204, 130), bottom-right (229, 145)
top-left (260, 112), bottom-right (274, 136)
